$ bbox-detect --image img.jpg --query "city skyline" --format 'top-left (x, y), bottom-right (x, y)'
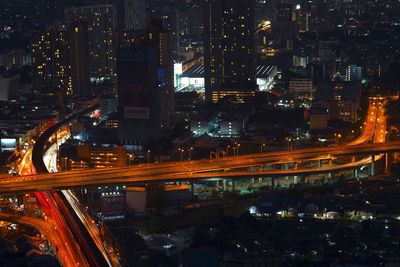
top-left (0, 0), bottom-right (400, 266)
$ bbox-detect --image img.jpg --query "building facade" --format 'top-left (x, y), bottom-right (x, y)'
top-left (204, 0), bottom-right (257, 104)
top-left (124, 0), bottom-right (146, 31)
top-left (68, 20), bottom-right (90, 97)
top-left (65, 5), bottom-right (116, 80)
top-left (31, 26), bottom-right (72, 96)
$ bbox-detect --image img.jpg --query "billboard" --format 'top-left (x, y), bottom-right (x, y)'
top-left (124, 107), bottom-right (150, 119)
top-left (122, 83), bottom-right (150, 119)
top-left (1, 138), bottom-right (17, 151)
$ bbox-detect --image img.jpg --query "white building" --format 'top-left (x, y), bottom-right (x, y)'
top-left (177, 64), bottom-right (277, 92)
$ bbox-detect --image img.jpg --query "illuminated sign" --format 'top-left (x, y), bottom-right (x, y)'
top-left (1, 138), bottom-right (17, 151)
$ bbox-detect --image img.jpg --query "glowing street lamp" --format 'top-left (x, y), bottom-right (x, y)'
top-left (260, 143), bottom-right (266, 153)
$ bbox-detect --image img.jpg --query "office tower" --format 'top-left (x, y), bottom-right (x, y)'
top-left (149, 9), bottom-right (180, 60)
top-left (272, 3), bottom-right (295, 49)
top-left (117, 20), bottom-right (174, 145)
top-left (346, 64), bottom-right (363, 81)
top-left (295, 8), bottom-right (310, 33)
top-left (204, 0), bottom-right (257, 104)
top-left (124, 0), bottom-right (146, 31)
top-left (31, 26), bottom-right (72, 96)
top-left (118, 20), bottom-right (175, 145)
top-left (65, 5), bottom-right (116, 81)
top-left (68, 20), bottom-right (90, 97)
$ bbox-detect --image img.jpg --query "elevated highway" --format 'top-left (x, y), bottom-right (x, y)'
top-left (0, 141), bottom-right (398, 193)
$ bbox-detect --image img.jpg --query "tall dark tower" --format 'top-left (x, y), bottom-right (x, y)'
top-left (204, 0), bottom-right (257, 104)
top-left (68, 20), bottom-right (90, 97)
top-left (124, 0), bottom-right (146, 31)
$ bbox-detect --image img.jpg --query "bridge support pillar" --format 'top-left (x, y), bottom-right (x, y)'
top-left (385, 153), bottom-right (390, 174)
top-left (353, 168), bottom-right (358, 179)
top-left (293, 176), bottom-right (304, 184)
top-left (351, 155), bottom-right (356, 163)
top-left (191, 183), bottom-right (195, 199)
top-left (231, 179), bottom-right (236, 192)
top-left (283, 162), bottom-right (290, 170)
top-left (294, 162), bottom-right (299, 170)
top-left (220, 179), bottom-right (227, 190)
top-left (370, 154), bottom-right (375, 177)
top-left (271, 177), bottom-right (275, 188)
top-left (329, 159), bottom-right (333, 167)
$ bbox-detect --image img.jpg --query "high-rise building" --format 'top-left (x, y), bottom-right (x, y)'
top-left (68, 20), bottom-right (90, 97)
top-left (345, 64), bottom-right (363, 81)
top-left (65, 5), bottom-right (116, 80)
top-left (204, 0), bottom-right (257, 104)
top-left (124, 0), bottom-right (146, 31)
top-left (295, 9), bottom-right (310, 33)
top-left (117, 20), bottom-right (174, 146)
top-left (272, 3), bottom-right (295, 49)
top-left (31, 26), bottom-right (72, 96)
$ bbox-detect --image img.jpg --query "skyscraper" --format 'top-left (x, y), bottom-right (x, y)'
top-left (65, 5), bottom-right (116, 80)
top-left (117, 20), bottom-right (174, 145)
top-left (31, 25), bottom-right (72, 96)
top-left (204, 0), bottom-right (257, 104)
top-left (124, 0), bottom-right (146, 31)
top-left (68, 20), bottom-right (90, 97)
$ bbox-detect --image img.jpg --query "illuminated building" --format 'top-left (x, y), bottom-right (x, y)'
top-left (178, 64), bottom-right (276, 92)
top-left (31, 26), bottom-right (72, 96)
top-left (218, 112), bottom-right (249, 138)
top-left (345, 64), bottom-right (363, 81)
top-left (204, 0), bottom-right (257, 104)
top-left (190, 112), bottom-right (218, 136)
top-left (65, 5), bottom-right (116, 80)
top-left (289, 78), bottom-right (315, 101)
top-left (68, 20), bottom-right (90, 97)
top-left (77, 143), bottom-right (128, 168)
top-left (312, 82), bottom-right (361, 123)
top-left (294, 9), bottom-right (310, 33)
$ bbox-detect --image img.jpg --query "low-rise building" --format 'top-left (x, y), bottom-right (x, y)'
top-left (289, 78), bottom-right (315, 101)
top-left (311, 82), bottom-right (361, 123)
top-left (178, 64), bottom-right (277, 92)
top-left (190, 112), bottom-right (218, 137)
top-left (77, 143), bottom-right (128, 168)
top-left (309, 108), bottom-right (329, 130)
top-left (218, 112), bottom-right (249, 138)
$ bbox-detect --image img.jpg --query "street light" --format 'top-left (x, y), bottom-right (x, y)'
top-left (334, 133), bottom-right (341, 145)
top-left (188, 147), bottom-right (193, 160)
top-left (128, 153), bottom-right (133, 166)
top-left (260, 143), bottom-right (266, 153)
top-left (286, 137), bottom-right (292, 150)
top-left (147, 150), bottom-right (151, 164)
top-left (237, 143), bottom-right (241, 156)
top-left (178, 148), bottom-right (183, 161)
